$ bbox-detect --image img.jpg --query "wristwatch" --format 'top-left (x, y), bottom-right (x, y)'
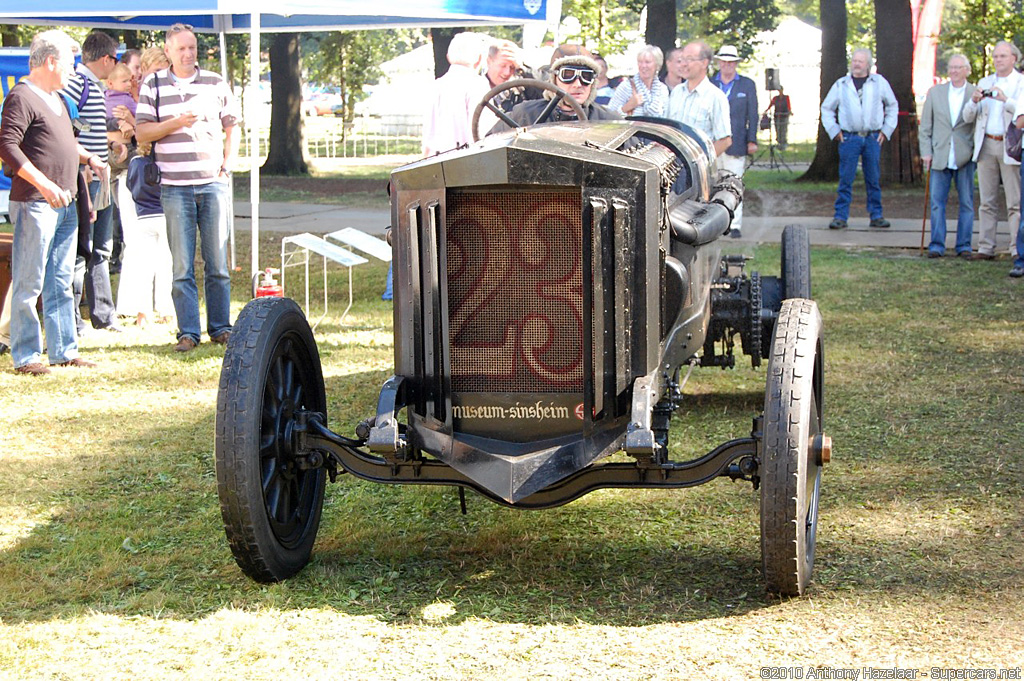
top-left (220, 166), bottom-right (231, 176)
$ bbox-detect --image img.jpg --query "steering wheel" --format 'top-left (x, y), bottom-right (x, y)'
top-left (471, 78), bottom-right (588, 142)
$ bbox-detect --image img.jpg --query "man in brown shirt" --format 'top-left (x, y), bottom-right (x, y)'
top-left (0, 29), bottom-right (105, 375)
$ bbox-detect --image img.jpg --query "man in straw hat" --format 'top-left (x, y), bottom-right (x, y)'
top-left (711, 44), bottom-right (758, 238)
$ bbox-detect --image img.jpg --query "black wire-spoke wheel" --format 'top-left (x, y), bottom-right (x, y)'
top-left (216, 297), bottom-right (327, 582)
top-left (781, 224), bottom-right (811, 300)
top-left (471, 77), bottom-right (587, 142)
top-left (760, 298), bottom-right (827, 597)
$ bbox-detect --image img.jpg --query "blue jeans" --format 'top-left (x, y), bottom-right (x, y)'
top-left (929, 163), bottom-right (975, 256)
top-left (9, 200), bottom-right (80, 367)
top-left (382, 261), bottom-right (393, 301)
top-left (160, 181), bottom-right (232, 343)
top-left (87, 179), bottom-right (116, 327)
top-left (1016, 163), bottom-right (1024, 270)
top-left (72, 179), bottom-right (117, 329)
top-left (835, 133), bottom-right (883, 221)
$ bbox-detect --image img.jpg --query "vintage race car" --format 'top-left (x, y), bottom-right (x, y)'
top-left (215, 87), bottom-right (829, 596)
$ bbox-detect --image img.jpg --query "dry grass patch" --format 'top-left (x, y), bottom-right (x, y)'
top-left (1, 238), bottom-right (1022, 679)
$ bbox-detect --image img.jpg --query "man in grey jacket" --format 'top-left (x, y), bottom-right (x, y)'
top-left (919, 54), bottom-right (977, 258)
top-left (821, 48), bottom-right (899, 230)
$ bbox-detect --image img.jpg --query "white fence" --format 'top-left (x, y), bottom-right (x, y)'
top-left (239, 113), bottom-right (422, 162)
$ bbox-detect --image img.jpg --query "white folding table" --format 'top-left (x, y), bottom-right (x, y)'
top-left (280, 232), bottom-right (368, 328)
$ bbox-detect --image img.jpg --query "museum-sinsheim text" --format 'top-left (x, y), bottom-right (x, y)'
top-left (759, 667), bottom-right (1023, 680)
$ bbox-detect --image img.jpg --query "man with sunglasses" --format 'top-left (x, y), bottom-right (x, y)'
top-left (492, 45), bottom-right (619, 131)
top-left (61, 30), bottom-right (122, 334)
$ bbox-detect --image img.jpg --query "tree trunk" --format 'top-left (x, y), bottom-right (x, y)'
top-left (262, 33), bottom-right (309, 176)
top-left (122, 31), bottom-right (142, 50)
top-left (1, 26), bottom-right (19, 47)
top-left (875, 0), bottom-right (921, 185)
top-left (645, 0), bottom-right (677, 75)
top-left (799, 0), bottom-right (847, 182)
top-left (431, 27), bottom-right (457, 79)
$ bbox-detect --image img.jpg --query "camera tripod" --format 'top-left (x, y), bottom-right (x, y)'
top-left (750, 93), bottom-right (790, 171)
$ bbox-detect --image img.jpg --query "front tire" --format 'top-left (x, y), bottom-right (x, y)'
top-left (781, 224), bottom-right (811, 300)
top-left (760, 298), bottom-right (825, 596)
top-left (216, 297), bottom-right (328, 582)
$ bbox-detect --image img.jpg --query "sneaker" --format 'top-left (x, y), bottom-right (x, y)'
top-left (0, 342), bottom-right (8, 356)
top-left (51, 357), bottom-right (98, 368)
top-left (174, 336), bottom-right (198, 352)
top-left (970, 252), bottom-right (995, 261)
top-left (869, 218), bottom-right (891, 228)
top-left (15, 362), bottom-right (51, 376)
top-left (957, 251), bottom-right (972, 259)
top-left (828, 218), bottom-right (847, 230)
top-left (210, 331), bottom-right (231, 345)
top-left (1009, 266), bottom-right (1024, 278)
top-left (729, 228), bottom-right (742, 238)
top-left (927, 251), bottom-right (942, 258)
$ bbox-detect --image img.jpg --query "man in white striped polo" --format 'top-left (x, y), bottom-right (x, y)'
top-left (136, 23), bottom-right (239, 352)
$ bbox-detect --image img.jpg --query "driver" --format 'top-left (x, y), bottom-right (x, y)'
top-left (490, 45), bottom-right (620, 133)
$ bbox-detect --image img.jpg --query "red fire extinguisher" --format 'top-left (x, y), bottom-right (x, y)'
top-left (254, 267), bottom-right (283, 298)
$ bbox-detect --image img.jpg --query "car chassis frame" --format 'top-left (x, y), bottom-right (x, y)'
top-left (215, 100), bottom-right (830, 597)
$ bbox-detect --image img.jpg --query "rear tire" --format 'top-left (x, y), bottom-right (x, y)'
top-left (216, 297), bottom-right (327, 582)
top-left (781, 224), bottom-right (811, 299)
top-left (760, 298), bottom-right (824, 596)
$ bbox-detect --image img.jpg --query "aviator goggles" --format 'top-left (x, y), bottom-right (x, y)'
top-left (556, 66), bottom-right (596, 86)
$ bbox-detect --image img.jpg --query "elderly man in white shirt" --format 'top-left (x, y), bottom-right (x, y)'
top-left (422, 32), bottom-right (491, 157)
top-left (962, 40), bottom-right (1024, 260)
top-left (666, 41), bottom-right (731, 158)
top-left (820, 48), bottom-right (899, 230)
top-left (919, 54), bottom-right (978, 258)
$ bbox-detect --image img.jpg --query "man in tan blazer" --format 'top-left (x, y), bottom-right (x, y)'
top-left (919, 54), bottom-right (978, 258)
top-left (962, 41), bottom-right (1024, 259)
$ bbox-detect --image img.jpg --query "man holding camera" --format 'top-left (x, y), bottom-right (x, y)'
top-left (964, 41), bottom-right (1023, 260)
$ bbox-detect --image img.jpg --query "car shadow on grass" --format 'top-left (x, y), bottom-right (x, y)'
top-left (1, 363), bottom-right (1019, 628)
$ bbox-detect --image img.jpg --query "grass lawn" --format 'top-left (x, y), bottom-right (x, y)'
top-left (1, 232), bottom-right (1022, 679)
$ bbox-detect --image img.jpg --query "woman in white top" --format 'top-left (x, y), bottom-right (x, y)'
top-left (608, 45), bottom-right (669, 118)
top-left (114, 47), bottom-right (174, 327)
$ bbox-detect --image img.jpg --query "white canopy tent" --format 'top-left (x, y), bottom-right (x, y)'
top-left (2, 0), bottom-right (551, 275)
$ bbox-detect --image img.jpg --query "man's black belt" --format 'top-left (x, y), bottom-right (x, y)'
top-left (842, 130), bottom-right (881, 137)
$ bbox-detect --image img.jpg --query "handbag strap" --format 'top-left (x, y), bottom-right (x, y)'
top-left (149, 73), bottom-right (160, 160)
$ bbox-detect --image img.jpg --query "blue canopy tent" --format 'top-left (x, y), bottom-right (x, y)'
top-left (4, 0), bottom-right (551, 32)
top-left (1, 0), bottom-right (551, 274)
